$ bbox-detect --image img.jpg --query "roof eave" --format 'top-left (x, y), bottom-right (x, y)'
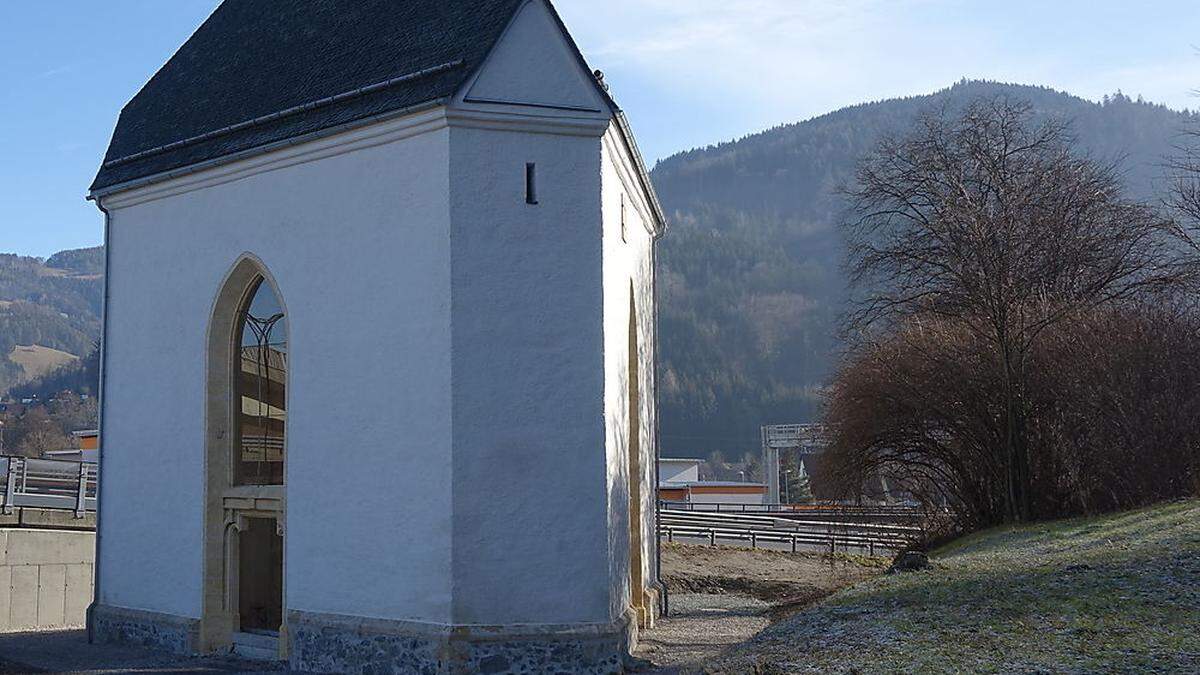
top-left (612, 110), bottom-right (667, 238)
top-left (88, 98), bottom-right (449, 201)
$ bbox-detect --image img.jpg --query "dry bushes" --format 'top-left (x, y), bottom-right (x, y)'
top-left (828, 96), bottom-right (1193, 528)
top-left (819, 305), bottom-right (1200, 528)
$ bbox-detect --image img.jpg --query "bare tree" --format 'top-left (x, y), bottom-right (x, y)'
top-left (1168, 121), bottom-right (1200, 260)
top-left (841, 97), bottom-right (1174, 522)
top-left (15, 407), bottom-right (72, 458)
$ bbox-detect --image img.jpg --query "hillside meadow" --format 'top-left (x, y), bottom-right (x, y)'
top-left (713, 501), bottom-right (1200, 673)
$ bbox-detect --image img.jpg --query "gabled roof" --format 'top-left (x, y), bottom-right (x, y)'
top-left (91, 0), bottom-right (524, 192)
top-left (90, 0), bottom-right (665, 233)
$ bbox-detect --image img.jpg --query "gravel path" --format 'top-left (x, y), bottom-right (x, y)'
top-left (635, 593), bottom-right (773, 673)
top-left (634, 543), bottom-right (887, 673)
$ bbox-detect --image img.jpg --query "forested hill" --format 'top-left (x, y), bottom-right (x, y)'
top-left (0, 247), bottom-right (103, 396)
top-left (651, 80), bottom-right (1196, 460)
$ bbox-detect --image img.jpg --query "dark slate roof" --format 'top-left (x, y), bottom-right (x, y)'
top-left (91, 0), bottom-right (527, 192)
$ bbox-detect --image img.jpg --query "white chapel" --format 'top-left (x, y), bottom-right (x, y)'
top-left (87, 1), bottom-right (665, 672)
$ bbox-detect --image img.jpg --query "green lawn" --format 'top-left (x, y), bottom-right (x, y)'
top-left (715, 500), bottom-right (1200, 674)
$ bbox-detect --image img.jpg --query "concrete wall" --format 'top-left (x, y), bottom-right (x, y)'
top-left (688, 491), bottom-right (767, 506)
top-left (99, 111), bottom-right (454, 624)
top-left (0, 529), bottom-right (94, 632)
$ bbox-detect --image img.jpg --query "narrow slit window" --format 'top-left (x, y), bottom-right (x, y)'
top-left (620, 194), bottom-right (628, 242)
top-left (525, 163), bottom-right (538, 205)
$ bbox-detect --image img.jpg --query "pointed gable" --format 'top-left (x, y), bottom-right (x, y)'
top-left (92, 0), bottom-right (526, 193)
top-left (464, 0), bottom-right (606, 112)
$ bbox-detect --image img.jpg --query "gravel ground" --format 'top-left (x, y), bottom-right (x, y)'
top-left (635, 544), bottom-right (887, 673)
top-left (636, 593), bottom-right (773, 673)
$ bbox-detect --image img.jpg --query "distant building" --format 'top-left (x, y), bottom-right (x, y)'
top-left (658, 457), bottom-right (768, 506)
top-left (87, 0), bottom-right (665, 672)
top-left (76, 430), bottom-right (98, 453)
top-left (659, 457), bottom-right (702, 484)
top-left (42, 429), bottom-right (99, 464)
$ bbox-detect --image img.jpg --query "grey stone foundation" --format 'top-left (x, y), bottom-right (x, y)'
top-left (88, 604), bottom-right (200, 655)
top-left (288, 610), bottom-right (632, 675)
top-left (88, 604), bottom-right (636, 674)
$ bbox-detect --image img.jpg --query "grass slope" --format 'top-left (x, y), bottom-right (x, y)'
top-left (715, 500), bottom-right (1200, 674)
top-left (7, 345), bottom-right (78, 383)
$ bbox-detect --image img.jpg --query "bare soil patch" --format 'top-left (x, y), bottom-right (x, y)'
top-left (662, 543), bottom-right (884, 602)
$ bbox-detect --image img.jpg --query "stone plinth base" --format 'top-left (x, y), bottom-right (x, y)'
top-left (88, 604), bottom-right (200, 655)
top-left (90, 604), bottom-right (635, 674)
top-left (289, 610), bottom-right (633, 674)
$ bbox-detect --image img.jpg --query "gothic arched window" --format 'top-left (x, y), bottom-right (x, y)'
top-left (235, 278), bottom-right (287, 486)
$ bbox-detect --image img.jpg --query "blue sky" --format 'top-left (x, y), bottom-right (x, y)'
top-left (2, 0), bottom-right (1199, 258)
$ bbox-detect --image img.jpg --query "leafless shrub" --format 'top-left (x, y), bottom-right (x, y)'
top-left (830, 97), bottom-right (1186, 525)
top-left (818, 319), bottom-right (1010, 529)
top-left (1029, 302), bottom-right (1200, 514)
top-left (820, 305), bottom-right (1200, 529)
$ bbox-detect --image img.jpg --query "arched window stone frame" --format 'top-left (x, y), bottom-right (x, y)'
top-left (200, 255), bottom-right (289, 656)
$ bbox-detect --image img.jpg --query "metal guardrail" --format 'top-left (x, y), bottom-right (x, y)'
top-left (0, 456), bottom-right (97, 517)
top-left (660, 525), bottom-right (908, 555)
top-left (660, 500), bottom-right (928, 520)
top-left (662, 509), bottom-right (923, 534)
top-left (661, 500), bottom-right (923, 513)
top-left (659, 507), bottom-right (923, 555)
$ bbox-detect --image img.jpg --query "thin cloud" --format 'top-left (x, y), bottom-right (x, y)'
top-left (581, 0), bottom-right (901, 63)
top-left (37, 64), bottom-right (76, 79)
top-left (563, 0), bottom-right (950, 108)
top-left (557, 0), bottom-right (1200, 161)
top-left (56, 141), bottom-right (86, 154)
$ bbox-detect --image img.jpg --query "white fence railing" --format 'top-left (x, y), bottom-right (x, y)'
top-left (0, 456), bottom-right (97, 517)
top-left (660, 500), bottom-right (927, 521)
top-left (659, 508), bottom-right (923, 555)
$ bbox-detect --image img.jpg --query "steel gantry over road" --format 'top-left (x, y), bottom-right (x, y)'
top-left (761, 424), bottom-right (827, 503)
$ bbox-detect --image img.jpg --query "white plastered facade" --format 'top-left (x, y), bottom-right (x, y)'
top-left (91, 0), bottom-right (663, 671)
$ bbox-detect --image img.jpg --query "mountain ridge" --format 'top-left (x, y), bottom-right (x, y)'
top-left (651, 79), bottom-right (1197, 460)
